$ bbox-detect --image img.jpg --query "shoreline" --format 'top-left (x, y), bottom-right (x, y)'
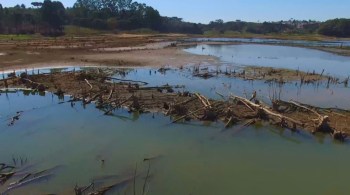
top-left (182, 40), bottom-right (350, 56)
top-left (1, 34), bottom-right (350, 75)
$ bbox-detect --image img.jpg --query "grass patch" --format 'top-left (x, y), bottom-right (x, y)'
top-left (124, 28), bottom-right (159, 34)
top-left (64, 25), bottom-right (107, 36)
top-left (0, 34), bottom-right (35, 41)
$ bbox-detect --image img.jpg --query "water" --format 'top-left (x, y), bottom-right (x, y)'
top-left (187, 37), bottom-right (350, 47)
top-left (184, 44), bottom-right (350, 77)
top-left (1, 90), bottom-right (350, 195)
top-left (1, 43), bottom-right (350, 194)
top-left (2, 65), bottom-right (350, 109)
top-left (105, 67), bottom-right (350, 109)
top-left (0, 67), bottom-right (85, 79)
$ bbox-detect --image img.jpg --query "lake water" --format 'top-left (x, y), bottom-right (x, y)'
top-left (1, 43), bottom-right (350, 194)
top-left (112, 67), bottom-right (350, 109)
top-left (184, 44), bottom-right (350, 77)
top-left (1, 90), bottom-right (350, 195)
top-left (187, 37), bottom-right (350, 47)
top-left (3, 65), bottom-right (349, 109)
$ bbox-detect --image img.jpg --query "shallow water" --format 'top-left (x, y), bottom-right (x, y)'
top-left (184, 44), bottom-right (350, 77)
top-left (1, 43), bottom-right (350, 194)
top-left (104, 67), bottom-right (350, 109)
top-left (2, 65), bottom-right (350, 109)
top-left (1, 90), bottom-right (350, 195)
top-left (187, 37), bottom-right (350, 47)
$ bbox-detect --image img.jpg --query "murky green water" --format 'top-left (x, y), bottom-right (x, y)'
top-left (1, 90), bottom-right (350, 195)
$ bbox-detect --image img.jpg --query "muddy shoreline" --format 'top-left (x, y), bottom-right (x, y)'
top-left (0, 34), bottom-right (219, 70)
top-left (1, 34), bottom-right (350, 72)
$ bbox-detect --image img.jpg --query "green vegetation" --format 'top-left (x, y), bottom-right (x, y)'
top-left (64, 25), bottom-right (106, 36)
top-left (0, 1), bottom-right (349, 38)
top-left (202, 31), bottom-right (335, 41)
top-left (0, 0), bottom-right (202, 36)
top-left (0, 34), bottom-right (34, 40)
top-left (201, 19), bottom-right (323, 38)
top-left (319, 19), bottom-right (350, 37)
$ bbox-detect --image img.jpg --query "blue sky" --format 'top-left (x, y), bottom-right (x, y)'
top-left (1, 0), bottom-right (349, 23)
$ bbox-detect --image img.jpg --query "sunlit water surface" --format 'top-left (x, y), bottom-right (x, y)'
top-left (1, 43), bottom-right (350, 194)
top-left (184, 44), bottom-right (350, 77)
top-left (1, 90), bottom-right (350, 195)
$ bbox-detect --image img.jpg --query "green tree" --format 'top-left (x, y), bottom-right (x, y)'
top-left (41, 0), bottom-right (66, 31)
top-left (144, 6), bottom-right (161, 30)
top-left (0, 4), bottom-right (3, 33)
top-left (319, 18), bottom-right (350, 37)
top-left (31, 2), bottom-right (43, 8)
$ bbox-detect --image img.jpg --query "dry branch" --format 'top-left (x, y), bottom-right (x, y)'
top-left (289, 100), bottom-right (322, 119)
top-left (85, 79), bottom-right (93, 90)
top-left (106, 77), bottom-right (148, 85)
top-left (231, 95), bottom-right (303, 127)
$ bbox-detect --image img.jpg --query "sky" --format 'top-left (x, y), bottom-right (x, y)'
top-left (0, 0), bottom-right (349, 23)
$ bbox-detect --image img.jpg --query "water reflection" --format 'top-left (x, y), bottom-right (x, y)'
top-left (184, 44), bottom-right (350, 77)
top-left (2, 64), bottom-right (349, 110)
top-left (187, 37), bottom-right (350, 47)
top-left (1, 89), bottom-right (350, 194)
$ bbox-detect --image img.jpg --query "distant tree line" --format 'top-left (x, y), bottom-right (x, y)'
top-left (318, 18), bottom-right (350, 37)
top-left (0, 1), bottom-right (349, 37)
top-left (0, 0), bottom-right (202, 36)
top-left (0, 1), bottom-right (66, 36)
top-left (203, 19), bottom-right (321, 35)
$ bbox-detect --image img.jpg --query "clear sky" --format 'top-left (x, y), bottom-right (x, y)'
top-left (1, 0), bottom-right (349, 23)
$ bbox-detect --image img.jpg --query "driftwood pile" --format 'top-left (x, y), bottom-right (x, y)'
top-left (1, 69), bottom-right (349, 141)
top-left (193, 66), bottom-right (349, 87)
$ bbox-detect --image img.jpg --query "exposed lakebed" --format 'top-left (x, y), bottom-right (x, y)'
top-left (1, 43), bottom-right (350, 194)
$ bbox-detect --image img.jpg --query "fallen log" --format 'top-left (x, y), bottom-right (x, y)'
top-left (171, 106), bottom-right (209, 124)
top-left (104, 96), bottom-right (133, 115)
top-left (234, 97), bottom-right (255, 112)
top-left (289, 100), bottom-right (322, 119)
top-left (4, 174), bottom-right (53, 193)
top-left (85, 79), bottom-right (93, 90)
top-left (232, 119), bottom-right (256, 134)
top-left (21, 78), bottom-right (46, 92)
top-left (75, 182), bottom-right (94, 195)
top-left (107, 89), bottom-right (114, 100)
top-left (8, 173), bottom-right (31, 187)
top-left (195, 93), bottom-right (208, 107)
top-left (288, 100), bottom-right (334, 134)
top-left (230, 95), bottom-right (303, 127)
top-left (88, 176), bottom-right (135, 195)
top-left (225, 117), bottom-right (234, 128)
top-left (106, 77), bottom-right (148, 85)
top-left (173, 97), bottom-right (196, 107)
top-left (171, 102), bottom-right (223, 124)
top-left (215, 91), bottom-right (226, 100)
